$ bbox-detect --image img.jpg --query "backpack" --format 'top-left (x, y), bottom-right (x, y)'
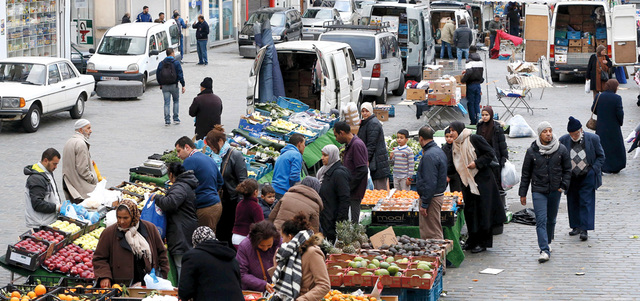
top-left (157, 59), bottom-right (177, 85)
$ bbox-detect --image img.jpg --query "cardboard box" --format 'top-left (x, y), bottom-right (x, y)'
top-left (581, 38), bottom-right (591, 46)
top-left (374, 109), bottom-right (389, 121)
top-left (581, 46), bottom-right (593, 53)
top-left (298, 70), bottom-right (313, 83)
top-left (568, 6), bottom-right (582, 15)
top-left (555, 46), bottom-right (568, 54)
top-left (423, 68), bottom-right (442, 80)
top-left (439, 60), bottom-right (455, 68)
top-left (582, 21), bottom-right (595, 32)
top-left (406, 88), bottom-right (427, 100)
top-left (282, 70), bottom-right (298, 80)
top-left (299, 85), bottom-right (312, 98)
top-left (430, 80), bottom-right (454, 94)
top-left (128, 288), bottom-right (178, 298)
top-left (457, 84), bottom-right (466, 98)
top-left (453, 74), bottom-right (463, 84)
top-left (556, 13), bottom-right (570, 24)
top-left (596, 39), bottom-right (607, 46)
top-left (569, 15), bottom-right (583, 25)
top-left (427, 93), bottom-right (456, 106)
top-left (569, 39), bottom-right (582, 47)
top-left (583, 6), bottom-right (593, 15)
top-left (568, 46), bottom-right (582, 53)
top-left (285, 87), bottom-right (299, 98)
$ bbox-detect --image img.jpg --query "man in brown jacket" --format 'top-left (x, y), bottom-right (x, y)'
top-left (62, 119), bottom-right (97, 202)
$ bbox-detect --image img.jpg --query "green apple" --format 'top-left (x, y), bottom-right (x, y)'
top-left (379, 262), bottom-right (390, 269)
top-left (386, 256), bottom-right (395, 263)
top-left (362, 272), bottom-right (374, 276)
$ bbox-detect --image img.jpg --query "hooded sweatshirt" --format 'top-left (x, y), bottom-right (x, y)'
top-left (271, 144), bottom-right (303, 195)
top-left (24, 163), bottom-right (61, 228)
top-left (461, 52), bottom-right (484, 85)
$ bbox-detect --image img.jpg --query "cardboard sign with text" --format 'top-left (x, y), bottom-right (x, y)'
top-left (370, 227), bottom-right (398, 249)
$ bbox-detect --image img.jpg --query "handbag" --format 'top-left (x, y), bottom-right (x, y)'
top-left (587, 94), bottom-right (600, 130)
top-left (598, 57), bottom-right (609, 82)
top-left (218, 148), bottom-right (233, 200)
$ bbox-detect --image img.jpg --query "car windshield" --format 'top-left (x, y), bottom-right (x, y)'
top-left (334, 1), bottom-right (351, 12)
top-left (97, 36), bottom-right (146, 55)
top-left (247, 12), bottom-right (286, 27)
top-left (0, 63), bottom-right (46, 85)
top-left (320, 35), bottom-right (375, 59)
top-left (303, 9), bottom-right (333, 19)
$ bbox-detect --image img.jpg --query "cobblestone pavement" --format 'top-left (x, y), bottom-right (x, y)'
top-left (1, 45), bottom-right (640, 299)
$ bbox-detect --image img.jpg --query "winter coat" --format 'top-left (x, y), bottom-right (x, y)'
top-left (487, 20), bottom-right (501, 35)
top-left (153, 171), bottom-right (199, 256)
top-left (93, 220), bottom-right (170, 284)
top-left (319, 162), bottom-right (352, 242)
top-left (441, 20), bottom-right (456, 44)
top-left (188, 90), bottom-right (223, 140)
top-left (271, 144), bottom-right (303, 196)
top-left (215, 148), bottom-right (248, 243)
top-left (297, 234), bottom-right (331, 301)
top-left (179, 240), bottom-right (243, 301)
top-left (62, 132), bottom-right (97, 201)
top-left (232, 197), bottom-right (265, 237)
top-left (342, 136), bottom-right (369, 200)
top-left (461, 53), bottom-right (484, 85)
top-left (586, 54), bottom-right (612, 92)
top-left (559, 132), bottom-right (606, 189)
top-left (259, 197), bottom-right (276, 220)
top-left (453, 24), bottom-right (473, 49)
top-left (182, 152), bottom-right (223, 209)
top-left (476, 121), bottom-right (508, 165)
top-left (236, 235), bottom-right (281, 291)
top-left (591, 91), bottom-right (625, 173)
top-left (157, 56), bottom-right (185, 86)
top-left (519, 141), bottom-right (572, 196)
top-left (357, 115), bottom-right (390, 180)
top-left (416, 141), bottom-right (448, 209)
top-left (136, 12), bottom-right (152, 22)
top-left (192, 20), bottom-right (210, 40)
top-left (269, 184), bottom-right (323, 233)
top-left (24, 163), bottom-right (61, 228)
top-left (441, 143), bottom-right (462, 192)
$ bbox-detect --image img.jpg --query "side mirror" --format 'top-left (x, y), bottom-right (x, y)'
top-left (358, 59), bottom-right (366, 68)
top-left (150, 50), bottom-right (160, 56)
top-left (89, 48), bottom-right (95, 54)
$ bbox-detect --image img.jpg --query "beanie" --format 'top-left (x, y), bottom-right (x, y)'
top-left (200, 77), bottom-right (213, 90)
top-left (74, 119), bottom-right (90, 130)
top-left (567, 116), bottom-right (582, 133)
top-left (361, 102), bottom-right (374, 115)
top-left (537, 121), bottom-right (552, 136)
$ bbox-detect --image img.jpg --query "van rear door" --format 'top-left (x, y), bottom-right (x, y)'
top-left (523, 4), bottom-right (550, 62)
top-left (406, 8), bottom-right (424, 78)
top-left (246, 46), bottom-right (268, 114)
top-left (331, 51), bottom-right (352, 111)
top-left (611, 4), bottom-right (638, 65)
top-left (314, 46), bottom-right (337, 112)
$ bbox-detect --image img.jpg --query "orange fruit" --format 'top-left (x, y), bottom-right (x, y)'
top-left (112, 284), bottom-right (122, 292)
top-left (10, 291), bottom-right (21, 298)
top-left (34, 285), bottom-right (46, 296)
top-left (10, 297), bottom-right (19, 301)
top-left (27, 291), bottom-right (36, 299)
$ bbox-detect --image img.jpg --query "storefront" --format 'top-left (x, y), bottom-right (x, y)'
top-left (186, 0), bottom-right (238, 50)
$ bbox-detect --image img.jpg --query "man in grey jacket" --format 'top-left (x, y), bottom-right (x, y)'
top-left (487, 15), bottom-right (502, 50)
top-left (453, 18), bottom-right (474, 66)
top-left (24, 148), bottom-right (62, 229)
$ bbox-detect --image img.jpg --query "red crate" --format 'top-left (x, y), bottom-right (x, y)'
top-left (401, 269), bottom-right (436, 289)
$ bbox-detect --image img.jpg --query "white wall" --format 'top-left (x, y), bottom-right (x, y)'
top-left (131, 0), bottom-right (167, 21)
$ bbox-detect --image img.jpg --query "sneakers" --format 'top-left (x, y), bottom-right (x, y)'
top-left (569, 228), bottom-right (581, 236)
top-left (580, 230), bottom-right (588, 241)
top-left (173, 120), bottom-right (181, 125)
top-left (548, 245), bottom-right (552, 253)
top-left (538, 251), bottom-right (550, 263)
top-left (165, 122), bottom-right (171, 126)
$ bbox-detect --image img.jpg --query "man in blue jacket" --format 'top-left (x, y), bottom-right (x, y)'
top-left (271, 133), bottom-right (306, 200)
top-left (157, 48), bottom-right (185, 125)
top-left (173, 11), bottom-right (188, 63)
top-left (416, 126), bottom-right (447, 239)
top-left (192, 15), bottom-right (210, 65)
top-left (559, 117), bottom-right (605, 242)
top-left (136, 6), bottom-right (152, 22)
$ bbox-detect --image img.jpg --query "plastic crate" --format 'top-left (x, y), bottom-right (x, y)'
top-left (24, 275), bottom-right (63, 287)
top-left (404, 266), bottom-right (443, 301)
top-left (40, 287), bottom-right (118, 301)
top-left (59, 276), bottom-right (97, 287)
top-left (238, 116), bottom-right (270, 133)
top-left (0, 284), bottom-right (59, 300)
top-left (20, 228), bottom-right (68, 252)
top-left (5, 239), bottom-right (52, 271)
top-left (277, 96), bottom-right (310, 113)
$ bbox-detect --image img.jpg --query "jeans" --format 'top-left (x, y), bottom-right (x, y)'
top-left (532, 191), bottom-right (561, 255)
top-left (196, 39), bottom-right (208, 64)
top-left (178, 36), bottom-right (184, 61)
top-left (440, 41), bottom-right (453, 59)
top-left (466, 83), bottom-right (482, 125)
top-left (162, 84), bottom-right (180, 123)
top-left (489, 34), bottom-right (496, 50)
top-left (457, 48), bottom-right (469, 67)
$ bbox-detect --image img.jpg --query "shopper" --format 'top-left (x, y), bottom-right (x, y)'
top-left (390, 129), bottom-right (414, 191)
top-left (440, 18), bottom-right (455, 59)
top-left (586, 45), bottom-right (612, 100)
top-left (559, 117), bottom-right (605, 241)
top-left (453, 18), bottom-right (473, 66)
top-left (232, 179), bottom-right (265, 247)
top-left (271, 133), bottom-right (306, 200)
top-left (487, 15), bottom-right (502, 50)
top-left (136, 6), bottom-right (152, 22)
top-left (122, 13), bottom-right (131, 24)
top-left (62, 119), bottom-right (97, 202)
top-left (24, 148), bottom-right (62, 229)
top-left (358, 102), bottom-right (390, 190)
top-left (591, 79), bottom-right (625, 173)
top-left (154, 12), bottom-right (165, 23)
top-left (333, 121), bottom-right (368, 223)
top-left (150, 163), bottom-right (199, 280)
top-left (179, 226), bottom-right (244, 301)
top-left (157, 48), bottom-right (185, 126)
top-left (94, 200), bottom-right (170, 287)
top-left (461, 46), bottom-right (484, 125)
top-left (507, 6), bottom-right (520, 37)
top-left (175, 136), bottom-right (224, 232)
top-left (416, 126), bottom-right (448, 240)
top-left (519, 122), bottom-right (571, 263)
top-left (189, 77), bottom-right (223, 140)
top-left (476, 106), bottom-right (508, 206)
top-left (236, 220), bottom-right (281, 293)
top-left (272, 213), bottom-right (330, 301)
top-left (318, 144), bottom-right (351, 242)
top-left (449, 121), bottom-right (505, 253)
top-left (259, 185), bottom-right (277, 220)
top-left (192, 15), bottom-right (210, 65)
top-left (173, 11), bottom-right (188, 62)
top-left (269, 177), bottom-right (323, 233)
top-left (442, 127), bottom-right (462, 192)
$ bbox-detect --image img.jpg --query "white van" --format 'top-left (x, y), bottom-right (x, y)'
top-left (429, 1), bottom-right (477, 56)
top-left (247, 41), bottom-right (363, 113)
top-left (87, 20), bottom-right (182, 96)
top-left (523, 2), bottom-right (637, 80)
top-left (360, 2), bottom-right (436, 80)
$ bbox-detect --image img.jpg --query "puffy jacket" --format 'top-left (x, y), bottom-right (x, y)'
top-left (24, 163), bottom-right (61, 228)
top-left (453, 24), bottom-right (473, 49)
top-left (416, 141), bottom-right (448, 209)
top-left (157, 56), bottom-right (185, 87)
top-left (271, 144), bottom-right (303, 195)
top-left (519, 141), bottom-right (572, 196)
top-left (461, 53), bottom-right (484, 85)
top-left (358, 115), bottom-right (390, 180)
top-left (192, 20), bottom-right (210, 40)
top-left (441, 20), bottom-right (456, 44)
top-left (269, 184), bottom-right (323, 233)
top-left (319, 162), bottom-right (351, 242)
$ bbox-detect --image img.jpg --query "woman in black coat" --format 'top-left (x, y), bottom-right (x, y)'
top-left (151, 163), bottom-right (198, 280)
top-left (317, 145), bottom-right (351, 242)
top-left (357, 103), bottom-right (390, 189)
top-left (586, 45), bottom-right (612, 100)
top-left (592, 79), bottom-right (625, 173)
top-left (476, 106), bottom-right (508, 210)
top-left (449, 122), bottom-right (506, 253)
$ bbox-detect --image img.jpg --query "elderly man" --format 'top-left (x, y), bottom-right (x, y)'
top-left (62, 119), bottom-right (98, 202)
top-left (559, 117), bottom-right (605, 241)
top-left (24, 148), bottom-right (62, 229)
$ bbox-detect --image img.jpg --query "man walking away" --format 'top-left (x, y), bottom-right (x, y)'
top-left (559, 117), bottom-right (605, 242)
top-left (155, 12), bottom-right (165, 23)
top-left (519, 122), bottom-right (571, 263)
top-left (62, 119), bottom-right (97, 202)
top-left (157, 48), bottom-right (185, 126)
top-left (271, 134), bottom-right (306, 200)
top-left (416, 126), bottom-right (448, 239)
top-left (173, 11), bottom-right (188, 62)
top-left (333, 121), bottom-right (368, 223)
top-left (192, 15), bottom-right (210, 65)
top-left (189, 77), bottom-right (223, 140)
top-left (25, 148), bottom-right (62, 229)
top-left (440, 18), bottom-right (455, 59)
top-left (487, 15), bottom-right (502, 50)
top-left (136, 6), bottom-right (152, 22)
top-left (453, 18), bottom-right (473, 67)
top-left (461, 46), bottom-right (484, 125)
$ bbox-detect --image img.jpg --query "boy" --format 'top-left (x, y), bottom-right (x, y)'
top-left (442, 127), bottom-right (463, 192)
top-left (390, 129), bottom-right (414, 191)
top-left (258, 184), bottom-right (276, 219)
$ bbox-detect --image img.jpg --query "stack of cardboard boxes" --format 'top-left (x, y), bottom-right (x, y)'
top-left (283, 70), bottom-right (318, 109)
top-left (427, 79), bottom-right (458, 106)
top-left (405, 67), bottom-right (464, 106)
top-left (554, 6), bottom-right (605, 57)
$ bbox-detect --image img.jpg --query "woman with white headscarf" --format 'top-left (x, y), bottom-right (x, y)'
top-left (318, 145), bottom-right (352, 242)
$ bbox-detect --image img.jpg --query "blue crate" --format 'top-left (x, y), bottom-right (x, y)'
top-left (239, 117), bottom-right (269, 133)
top-left (595, 31), bottom-right (607, 39)
top-left (285, 131), bottom-right (317, 144)
top-left (399, 23), bottom-right (408, 35)
top-left (277, 96), bottom-right (310, 113)
top-left (554, 38), bottom-right (569, 46)
top-left (255, 108), bottom-right (271, 117)
top-left (567, 31), bottom-right (581, 40)
top-left (404, 267), bottom-right (443, 301)
top-left (555, 30), bottom-right (567, 39)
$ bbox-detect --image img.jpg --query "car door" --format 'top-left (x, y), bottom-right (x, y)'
top-left (152, 31), bottom-right (169, 77)
top-left (148, 34), bottom-right (160, 78)
top-left (45, 63), bottom-right (65, 112)
top-left (407, 9), bottom-right (424, 78)
top-left (523, 4), bottom-right (550, 62)
top-left (332, 51), bottom-right (351, 111)
top-left (379, 36), bottom-right (392, 84)
top-left (611, 4), bottom-right (638, 65)
top-left (58, 62), bottom-right (82, 109)
top-left (346, 47), bottom-right (363, 106)
top-left (421, 10), bottom-right (435, 65)
top-left (313, 46), bottom-right (335, 112)
top-left (247, 45), bottom-right (269, 113)
top-left (388, 35), bottom-right (402, 88)
top-left (293, 11), bottom-right (303, 39)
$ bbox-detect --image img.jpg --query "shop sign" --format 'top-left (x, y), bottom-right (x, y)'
top-left (75, 19), bottom-right (93, 45)
top-left (75, 0), bottom-right (88, 9)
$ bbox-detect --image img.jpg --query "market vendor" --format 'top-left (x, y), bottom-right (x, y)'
top-left (93, 200), bottom-right (170, 287)
top-left (24, 148), bottom-right (62, 229)
top-left (62, 119), bottom-right (98, 202)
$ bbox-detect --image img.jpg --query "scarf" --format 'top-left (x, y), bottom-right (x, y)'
top-left (316, 145), bottom-right (340, 184)
top-left (117, 200), bottom-right (151, 263)
top-left (479, 106), bottom-right (495, 144)
top-left (452, 129), bottom-right (480, 195)
top-left (271, 230), bottom-right (312, 300)
top-left (74, 132), bottom-right (90, 146)
top-left (536, 134), bottom-right (560, 155)
top-left (192, 226), bottom-right (217, 247)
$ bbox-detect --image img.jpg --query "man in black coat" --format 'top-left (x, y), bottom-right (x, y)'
top-left (192, 15), bottom-right (210, 65)
top-left (189, 77), bottom-right (223, 140)
top-left (357, 102), bottom-right (390, 190)
top-left (416, 126), bottom-right (448, 240)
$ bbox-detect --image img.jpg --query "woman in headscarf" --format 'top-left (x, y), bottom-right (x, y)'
top-left (586, 45), bottom-right (612, 100)
top-left (592, 79), bottom-right (625, 173)
top-left (269, 177), bottom-right (324, 233)
top-left (318, 145), bottom-right (352, 242)
top-left (179, 226), bottom-right (244, 301)
top-left (93, 200), bottom-right (170, 287)
top-left (476, 106), bottom-right (509, 210)
top-left (448, 122), bottom-right (506, 253)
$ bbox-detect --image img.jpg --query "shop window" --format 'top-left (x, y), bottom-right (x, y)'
top-left (6, 0), bottom-right (59, 57)
top-left (48, 64), bottom-right (61, 84)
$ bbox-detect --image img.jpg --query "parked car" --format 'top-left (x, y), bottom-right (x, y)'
top-left (238, 7), bottom-right (303, 58)
top-left (302, 7), bottom-right (342, 40)
top-left (0, 57), bottom-right (95, 132)
top-left (320, 25), bottom-right (404, 104)
top-left (70, 43), bottom-right (92, 74)
top-left (334, 0), bottom-right (361, 25)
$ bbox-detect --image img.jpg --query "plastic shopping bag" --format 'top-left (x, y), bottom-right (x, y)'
top-left (140, 196), bottom-right (167, 239)
top-left (501, 160), bottom-right (519, 190)
top-left (507, 115), bottom-right (535, 138)
top-left (144, 268), bottom-right (174, 290)
top-left (60, 200), bottom-right (79, 220)
top-left (585, 79), bottom-right (591, 94)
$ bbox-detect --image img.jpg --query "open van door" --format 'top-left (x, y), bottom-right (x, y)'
top-left (611, 5), bottom-right (638, 65)
top-left (422, 11), bottom-right (436, 66)
top-left (313, 46), bottom-right (337, 112)
top-left (406, 8), bottom-right (424, 79)
top-left (523, 4), bottom-right (549, 63)
top-left (246, 46), bottom-right (268, 114)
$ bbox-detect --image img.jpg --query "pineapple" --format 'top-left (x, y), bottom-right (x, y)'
top-left (334, 240), bottom-right (345, 249)
top-left (351, 241), bottom-right (361, 250)
top-left (342, 244), bottom-right (357, 254)
top-left (358, 234), bottom-right (369, 244)
top-left (328, 247), bottom-right (342, 254)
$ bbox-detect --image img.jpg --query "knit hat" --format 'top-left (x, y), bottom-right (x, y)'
top-left (301, 176), bottom-right (321, 193)
top-left (192, 226), bottom-right (216, 247)
top-left (74, 119), bottom-right (90, 130)
top-left (537, 121), bottom-right (552, 136)
top-left (361, 102), bottom-right (373, 114)
top-left (200, 77), bottom-right (213, 90)
top-left (567, 116), bottom-right (582, 132)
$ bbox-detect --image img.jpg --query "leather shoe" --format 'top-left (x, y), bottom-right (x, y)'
top-left (569, 228), bottom-right (581, 236)
top-left (470, 246), bottom-right (486, 253)
top-left (580, 230), bottom-right (588, 241)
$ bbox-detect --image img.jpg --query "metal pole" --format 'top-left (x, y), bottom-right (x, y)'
top-left (484, 49), bottom-right (489, 106)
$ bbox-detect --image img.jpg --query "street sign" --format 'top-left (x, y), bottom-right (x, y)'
top-left (75, 19), bottom-right (93, 45)
top-left (75, 0), bottom-right (88, 9)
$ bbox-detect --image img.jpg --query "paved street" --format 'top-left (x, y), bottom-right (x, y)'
top-left (1, 44), bottom-right (640, 299)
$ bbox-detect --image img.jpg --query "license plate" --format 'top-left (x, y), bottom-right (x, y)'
top-left (239, 34), bottom-right (248, 39)
top-left (101, 76), bottom-right (119, 81)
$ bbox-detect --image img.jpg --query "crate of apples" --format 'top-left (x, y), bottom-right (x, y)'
top-left (43, 244), bottom-right (94, 279)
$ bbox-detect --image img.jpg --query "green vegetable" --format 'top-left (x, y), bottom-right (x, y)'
top-left (161, 150), bottom-right (183, 164)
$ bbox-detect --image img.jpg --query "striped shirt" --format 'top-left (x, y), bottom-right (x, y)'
top-left (392, 145), bottom-right (415, 179)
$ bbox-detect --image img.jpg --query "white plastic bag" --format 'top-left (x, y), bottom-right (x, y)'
top-left (144, 269), bottom-right (174, 290)
top-left (342, 102), bottom-right (360, 126)
top-left (584, 79), bottom-right (591, 94)
top-left (105, 210), bottom-right (117, 227)
top-left (81, 180), bottom-right (120, 209)
top-left (507, 115), bottom-right (536, 138)
top-left (501, 160), bottom-right (519, 190)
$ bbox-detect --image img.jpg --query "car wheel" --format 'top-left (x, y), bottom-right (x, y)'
top-left (376, 81), bottom-right (388, 104)
top-left (70, 94), bottom-right (86, 119)
top-left (142, 74), bottom-right (147, 92)
top-left (392, 73), bottom-right (406, 96)
top-left (22, 104), bottom-right (41, 133)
